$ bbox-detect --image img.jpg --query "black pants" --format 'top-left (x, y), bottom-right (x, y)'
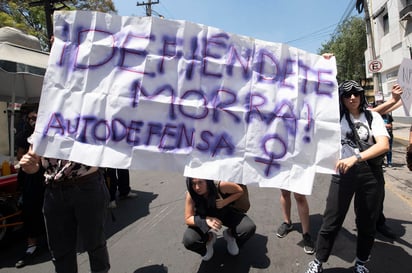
top-left (315, 163), bottom-right (384, 262)
top-left (43, 171), bottom-right (110, 273)
top-left (182, 210), bottom-right (256, 256)
top-left (19, 169), bottom-right (45, 239)
top-left (106, 168), bottom-right (130, 201)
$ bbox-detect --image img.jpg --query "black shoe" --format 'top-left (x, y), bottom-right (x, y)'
top-left (15, 247), bottom-right (38, 268)
top-left (303, 233), bottom-right (316, 254)
top-left (276, 222), bottom-right (293, 238)
top-left (377, 224), bottom-right (396, 239)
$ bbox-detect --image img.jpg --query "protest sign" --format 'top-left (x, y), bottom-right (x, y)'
top-left (397, 58), bottom-right (412, 116)
top-left (32, 11), bottom-right (340, 194)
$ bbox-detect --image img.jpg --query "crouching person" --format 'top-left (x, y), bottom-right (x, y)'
top-left (182, 177), bottom-right (256, 261)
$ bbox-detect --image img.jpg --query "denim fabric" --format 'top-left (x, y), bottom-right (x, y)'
top-left (43, 171), bottom-right (110, 273)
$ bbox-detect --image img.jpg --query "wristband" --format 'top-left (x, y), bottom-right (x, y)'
top-left (194, 215), bottom-right (209, 233)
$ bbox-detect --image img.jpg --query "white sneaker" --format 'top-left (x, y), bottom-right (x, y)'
top-left (223, 229), bottom-right (239, 256)
top-left (108, 200), bottom-right (117, 209)
top-left (202, 232), bottom-right (216, 261)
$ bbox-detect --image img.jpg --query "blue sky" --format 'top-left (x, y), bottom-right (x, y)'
top-left (112, 0), bottom-right (360, 54)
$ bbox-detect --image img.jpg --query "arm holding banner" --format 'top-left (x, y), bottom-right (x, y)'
top-left (371, 84), bottom-right (403, 115)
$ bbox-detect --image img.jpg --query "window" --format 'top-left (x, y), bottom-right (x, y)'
top-left (383, 13), bottom-right (389, 35)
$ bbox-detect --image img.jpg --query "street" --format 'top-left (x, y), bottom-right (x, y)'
top-left (0, 140), bottom-right (411, 273)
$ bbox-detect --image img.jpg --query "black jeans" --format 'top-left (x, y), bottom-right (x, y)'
top-left (20, 169), bottom-right (45, 239)
top-left (315, 163), bottom-right (384, 263)
top-left (43, 171), bottom-right (110, 273)
top-left (182, 209), bottom-right (256, 256)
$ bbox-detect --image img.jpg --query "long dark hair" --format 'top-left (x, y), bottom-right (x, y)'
top-left (186, 177), bottom-right (218, 210)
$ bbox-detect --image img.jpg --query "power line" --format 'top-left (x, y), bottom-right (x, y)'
top-left (286, 1), bottom-right (357, 50)
top-left (285, 23), bottom-right (337, 44)
top-left (332, 0), bottom-right (356, 36)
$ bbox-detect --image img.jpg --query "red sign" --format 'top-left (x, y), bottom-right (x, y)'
top-left (368, 60), bottom-right (383, 73)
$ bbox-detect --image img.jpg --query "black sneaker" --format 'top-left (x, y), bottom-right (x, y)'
top-left (276, 222), bottom-right (293, 238)
top-left (303, 233), bottom-right (315, 254)
top-left (15, 249), bottom-right (37, 268)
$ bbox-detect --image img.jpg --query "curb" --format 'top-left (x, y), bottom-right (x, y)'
top-left (394, 136), bottom-right (409, 147)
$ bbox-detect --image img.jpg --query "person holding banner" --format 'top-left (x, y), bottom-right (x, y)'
top-left (182, 177), bottom-right (256, 261)
top-left (304, 80), bottom-right (389, 273)
top-left (19, 145), bottom-right (111, 273)
top-left (14, 110), bottom-right (46, 268)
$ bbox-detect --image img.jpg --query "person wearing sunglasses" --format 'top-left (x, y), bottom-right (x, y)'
top-left (304, 80), bottom-right (389, 273)
top-left (14, 110), bottom-right (46, 268)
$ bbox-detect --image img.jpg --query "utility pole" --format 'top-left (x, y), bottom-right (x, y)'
top-left (29, 0), bottom-right (54, 50)
top-left (362, 0), bottom-right (381, 97)
top-left (29, 0), bottom-right (67, 51)
top-left (136, 0), bottom-right (160, 16)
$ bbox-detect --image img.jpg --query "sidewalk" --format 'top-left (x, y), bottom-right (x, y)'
top-left (384, 121), bottom-right (412, 206)
top-left (393, 121), bottom-right (410, 146)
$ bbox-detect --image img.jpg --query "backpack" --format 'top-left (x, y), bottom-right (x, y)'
top-left (214, 181), bottom-right (250, 213)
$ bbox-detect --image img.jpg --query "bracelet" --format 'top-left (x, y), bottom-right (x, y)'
top-left (194, 215), bottom-right (209, 233)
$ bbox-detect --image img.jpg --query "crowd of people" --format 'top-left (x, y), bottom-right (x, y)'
top-left (9, 52), bottom-right (410, 273)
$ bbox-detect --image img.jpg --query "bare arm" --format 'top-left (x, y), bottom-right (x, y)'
top-left (184, 192), bottom-right (196, 226)
top-left (336, 135), bottom-right (389, 174)
top-left (184, 192), bottom-right (222, 232)
top-left (372, 84), bottom-right (403, 115)
top-left (215, 181), bottom-right (244, 209)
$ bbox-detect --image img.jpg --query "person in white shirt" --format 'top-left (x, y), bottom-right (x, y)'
top-left (304, 80), bottom-right (389, 273)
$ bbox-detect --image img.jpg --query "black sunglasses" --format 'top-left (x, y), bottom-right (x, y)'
top-left (342, 92), bottom-right (361, 99)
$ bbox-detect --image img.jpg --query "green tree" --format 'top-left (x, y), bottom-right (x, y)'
top-left (319, 16), bottom-right (367, 83)
top-left (0, 0), bottom-right (117, 51)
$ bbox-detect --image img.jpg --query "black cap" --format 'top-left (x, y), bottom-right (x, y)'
top-left (338, 80), bottom-right (364, 97)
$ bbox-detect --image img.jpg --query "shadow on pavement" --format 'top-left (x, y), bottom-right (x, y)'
top-left (311, 217), bottom-right (412, 273)
top-left (105, 190), bottom-right (158, 238)
top-left (369, 239), bottom-right (412, 273)
top-left (0, 231), bottom-right (50, 269)
top-left (196, 233), bottom-right (270, 273)
top-left (134, 264), bottom-right (168, 273)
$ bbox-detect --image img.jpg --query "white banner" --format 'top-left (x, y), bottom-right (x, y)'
top-left (397, 58), bottom-right (412, 116)
top-left (32, 11), bottom-right (340, 194)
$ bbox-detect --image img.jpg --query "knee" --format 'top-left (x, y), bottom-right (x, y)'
top-left (237, 217), bottom-right (256, 236)
top-left (293, 193), bottom-right (307, 204)
top-left (182, 233), bottom-right (193, 249)
top-left (182, 229), bottom-right (202, 250)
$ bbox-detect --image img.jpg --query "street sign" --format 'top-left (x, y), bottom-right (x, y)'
top-left (368, 59), bottom-right (383, 73)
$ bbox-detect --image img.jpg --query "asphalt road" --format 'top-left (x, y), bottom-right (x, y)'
top-left (0, 141), bottom-right (411, 273)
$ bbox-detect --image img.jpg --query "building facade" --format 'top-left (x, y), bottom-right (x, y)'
top-left (364, 0), bottom-right (412, 120)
